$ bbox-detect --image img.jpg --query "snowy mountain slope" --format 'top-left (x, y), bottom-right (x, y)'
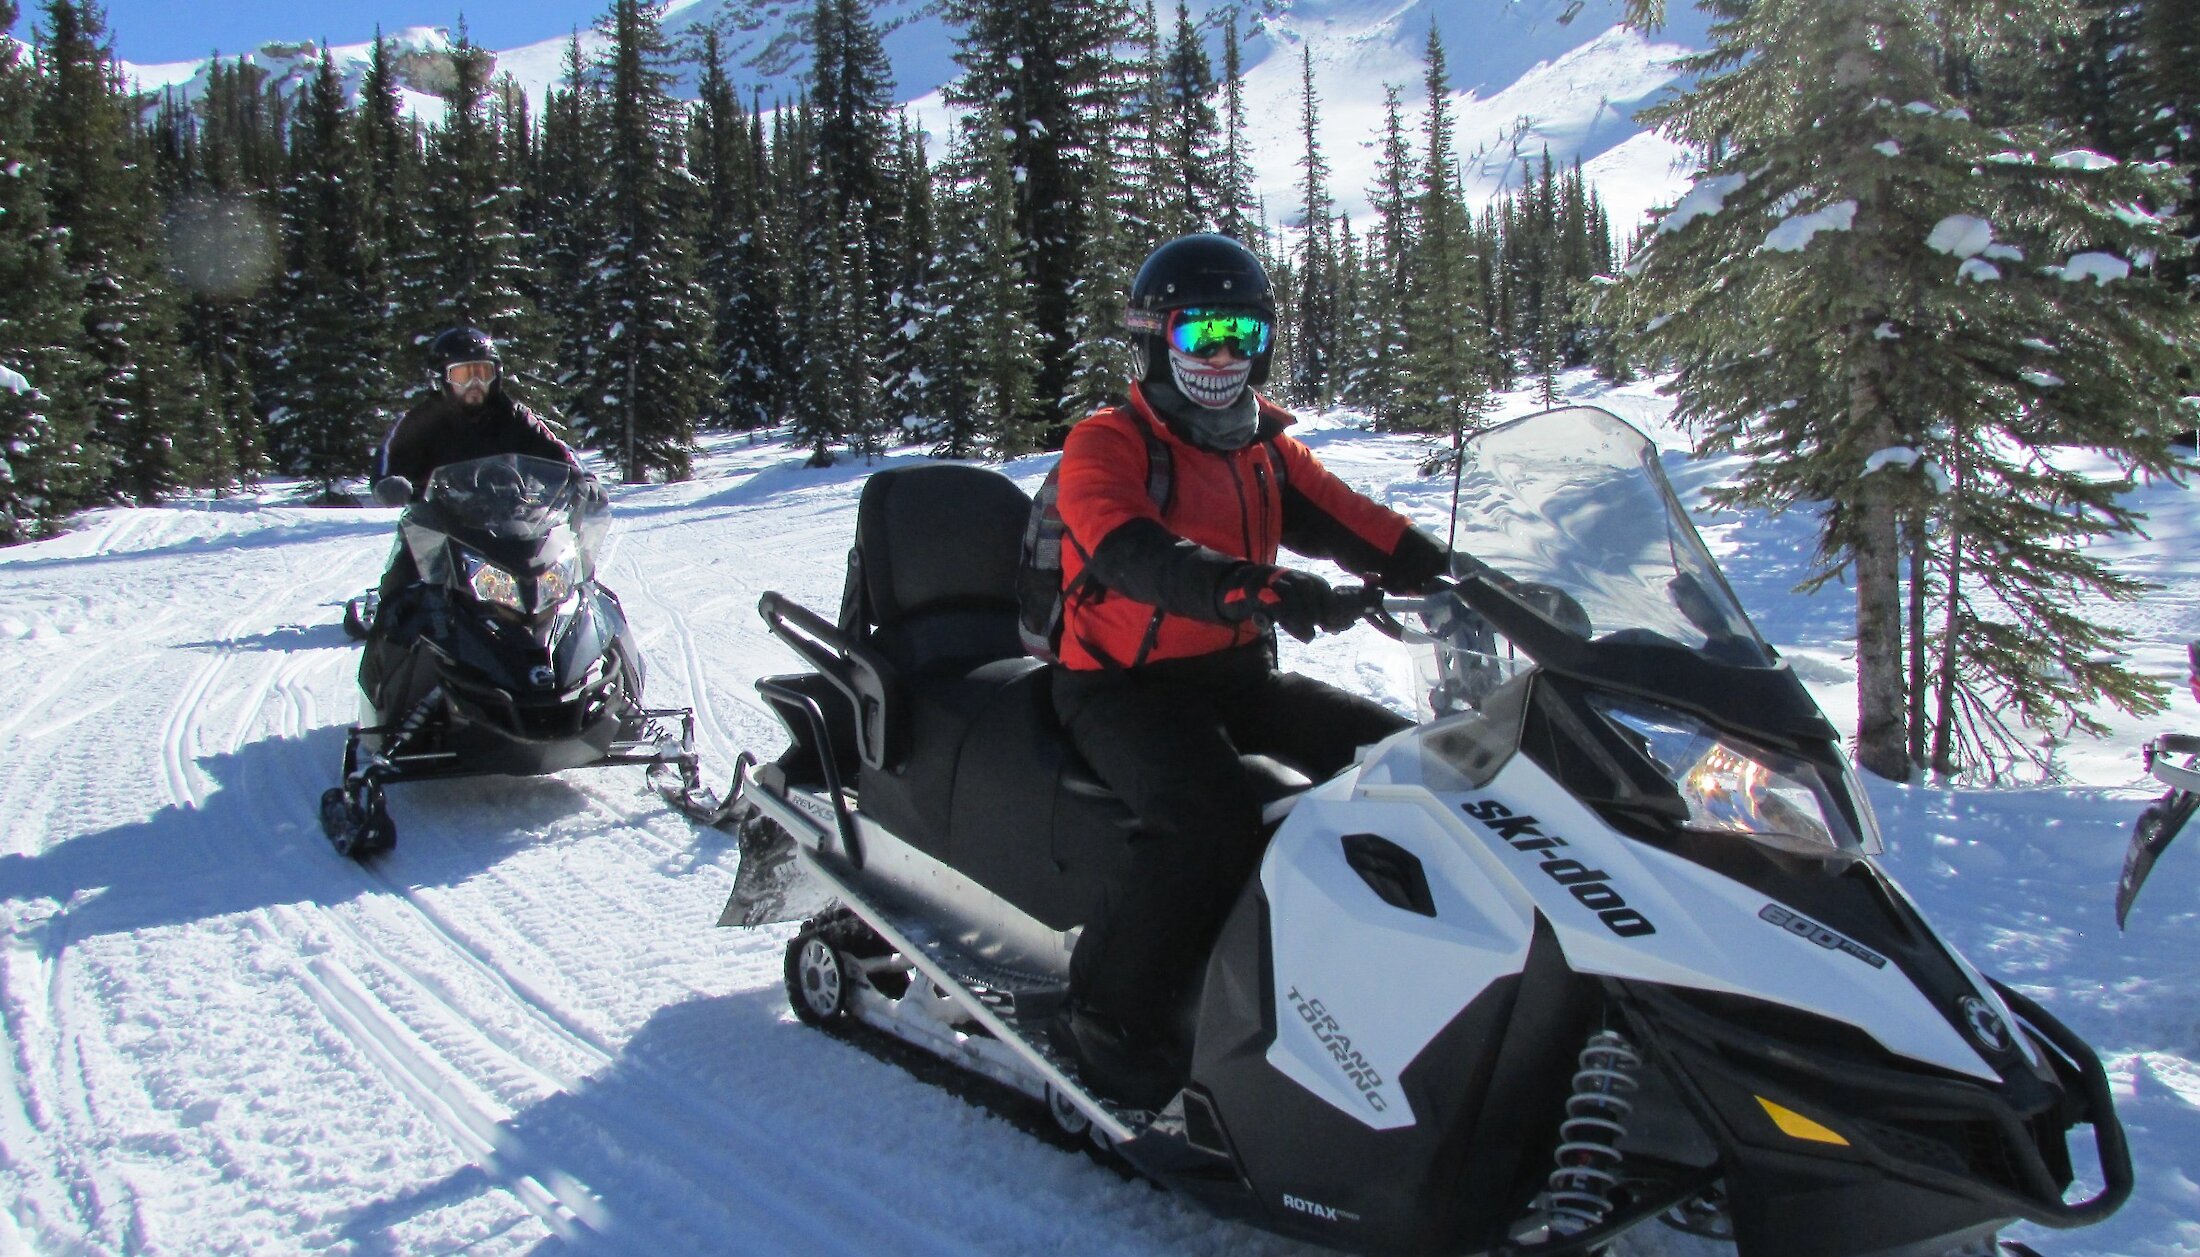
top-left (2, 372), bottom-right (2197, 1253)
top-left (118, 0), bottom-right (1711, 229)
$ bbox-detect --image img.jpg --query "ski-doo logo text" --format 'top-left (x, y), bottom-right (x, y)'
top-left (1460, 799), bottom-right (1657, 937)
top-left (1286, 988), bottom-right (1389, 1112)
top-left (1759, 904), bottom-right (1886, 969)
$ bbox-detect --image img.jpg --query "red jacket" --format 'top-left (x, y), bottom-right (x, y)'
top-left (1054, 383), bottom-right (1437, 671)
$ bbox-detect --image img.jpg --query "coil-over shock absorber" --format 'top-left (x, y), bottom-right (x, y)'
top-left (1540, 1029), bottom-right (1643, 1235)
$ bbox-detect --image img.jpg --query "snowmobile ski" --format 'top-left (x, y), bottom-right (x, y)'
top-left (2116, 733), bottom-right (2200, 927)
top-left (341, 589), bottom-right (378, 641)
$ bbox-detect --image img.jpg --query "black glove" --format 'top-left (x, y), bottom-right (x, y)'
top-left (1379, 526), bottom-right (1452, 593)
top-left (1218, 565), bottom-right (1347, 643)
top-left (372, 476), bottom-right (413, 507)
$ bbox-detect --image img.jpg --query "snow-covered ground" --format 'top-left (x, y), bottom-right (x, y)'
top-left (1, 372), bottom-right (2195, 1254)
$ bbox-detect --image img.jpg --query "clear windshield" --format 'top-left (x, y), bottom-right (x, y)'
top-left (1403, 407), bottom-right (1771, 721)
top-left (418, 454), bottom-right (608, 572)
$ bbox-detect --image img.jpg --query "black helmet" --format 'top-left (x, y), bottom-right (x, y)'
top-left (1126, 233), bottom-right (1277, 387)
top-left (427, 326), bottom-right (500, 375)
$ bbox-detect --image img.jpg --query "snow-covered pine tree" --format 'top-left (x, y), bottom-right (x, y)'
top-left (962, 107), bottom-right (1045, 457)
top-left (923, 150), bottom-right (987, 461)
top-left (1290, 44), bottom-right (1337, 409)
top-left (810, 0), bottom-right (899, 301)
top-left (830, 205), bottom-right (890, 461)
top-left (774, 94), bottom-right (846, 466)
top-left (2135, 0), bottom-right (2197, 301)
top-left (1331, 214), bottom-right (1365, 409)
top-left (690, 30), bottom-right (750, 430)
top-left (1156, 0), bottom-right (1220, 237)
top-left (149, 62), bottom-right (280, 490)
top-left (266, 50), bottom-right (393, 500)
top-left (0, 0), bottom-right (93, 539)
top-left (1215, 6), bottom-right (1258, 245)
top-left (34, 0), bottom-right (218, 504)
top-left (1351, 84), bottom-right (1416, 427)
top-left (356, 29), bottom-right (420, 379)
top-left (532, 35), bottom-right (607, 428)
top-left (573, 0), bottom-right (708, 482)
top-left (877, 119), bottom-right (942, 443)
top-left (1617, 0), bottom-right (2193, 780)
top-left (940, 0), bottom-right (1139, 433)
top-left (408, 27), bottom-right (542, 385)
top-left (1062, 125), bottom-right (1143, 424)
top-left (1394, 24), bottom-right (1493, 451)
top-left (724, 94), bottom-right (789, 432)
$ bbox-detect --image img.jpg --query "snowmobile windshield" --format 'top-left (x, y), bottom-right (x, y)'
top-left (1392, 407), bottom-right (1804, 731)
top-left (421, 455), bottom-right (608, 558)
top-left (1441, 406), bottom-right (1767, 666)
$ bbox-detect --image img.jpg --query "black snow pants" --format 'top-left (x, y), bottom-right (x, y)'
top-left (1052, 640), bottom-right (1409, 1036)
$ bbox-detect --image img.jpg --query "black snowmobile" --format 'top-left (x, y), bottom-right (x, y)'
top-left (2114, 642), bottom-right (2200, 927)
top-left (721, 407), bottom-right (2129, 1256)
top-left (321, 453), bottom-right (707, 858)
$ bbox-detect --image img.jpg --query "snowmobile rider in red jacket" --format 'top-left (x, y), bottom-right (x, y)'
top-left (1051, 233), bottom-right (1451, 1110)
top-left (367, 327), bottom-right (579, 622)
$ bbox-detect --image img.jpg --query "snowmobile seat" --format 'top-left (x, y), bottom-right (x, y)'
top-left (773, 461), bottom-right (1311, 927)
top-left (836, 463), bottom-right (1037, 856)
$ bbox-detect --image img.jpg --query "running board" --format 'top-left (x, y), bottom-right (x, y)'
top-left (738, 783), bottom-right (1154, 1146)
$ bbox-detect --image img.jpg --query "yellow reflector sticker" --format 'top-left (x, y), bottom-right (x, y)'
top-left (1756, 1097), bottom-right (1850, 1146)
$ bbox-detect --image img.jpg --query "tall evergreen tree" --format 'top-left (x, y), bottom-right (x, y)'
top-left (574, 0), bottom-right (709, 481)
top-left (409, 27), bottom-right (541, 383)
top-left (151, 65), bottom-right (281, 489)
top-left (1215, 6), bottom-right (1258, 243)
top-left (941, 109), bottom-right (1044, 457)
top-left (1617, 0), bottom-right (2193, 779)
top-left (266, 50), bottom-right (393, 499)
top-left (1350, 84), bottom-right (1416, 425)
top-left (1063, 124), bottom-right (1143, 421)
top-left (1393, 25), bottom-right (1492, 447)
top-left (534, 34), bottom-right (607, 426)
top-left (877, 118), bottom-right (942, 439)
top-left (1156, 0), bottom-right (1220, 235)
top-left (2135, 0), bottom-right (2198, 301)
top-left (1290, 45), bottom-right (1337, 407)
top-left (357, 28), bottom-right (420, 380)
top-left (691, 30), bottom-right (747, 430)
top-left (0, 0), bottom-right (94, 539)
top-left (35, 0), bottom-right (218, 503)
top-left (941, 0), bottom-right (1140, 433)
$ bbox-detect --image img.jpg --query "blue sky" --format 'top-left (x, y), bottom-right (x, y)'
top-left (8, 1), bottom-right (612, 63)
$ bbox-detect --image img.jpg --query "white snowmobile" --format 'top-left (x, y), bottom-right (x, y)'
top-left (721, 406), bottom-right (2129, 1255)
top-left (2114, 643), bottom-right (2200, 927)
top-left (322, 453), bottom-right (709, 858)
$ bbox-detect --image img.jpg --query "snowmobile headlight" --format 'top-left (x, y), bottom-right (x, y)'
top-left (461, 552), bottom-right (526, 614)
top-left (1592, 695), bottom-right (1867, 859)
top-left (533, 558), bottom-right (579, 612)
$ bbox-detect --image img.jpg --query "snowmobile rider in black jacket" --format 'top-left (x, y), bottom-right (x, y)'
top-left (367, 327), bottom-right (579, 621)
top-left (1050, 234), bottom-right (1453, 1110)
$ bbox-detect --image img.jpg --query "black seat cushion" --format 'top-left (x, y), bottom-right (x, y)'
top-left (851, 464), bottom-right (1031, 675)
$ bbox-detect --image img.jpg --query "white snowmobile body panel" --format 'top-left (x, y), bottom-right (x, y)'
top-left (1426, 752), bottom-right (2000, 1085)
top-left (1262, 790), bottom-right (1536, 1130)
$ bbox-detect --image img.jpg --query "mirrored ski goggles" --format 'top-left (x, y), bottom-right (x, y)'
top-left (445, 360), bottom-right (498, 387)
top-left (1166, 308), bottom-right (1273, 358)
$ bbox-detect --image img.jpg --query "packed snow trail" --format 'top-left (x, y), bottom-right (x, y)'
top-left (0, 380), bottom-right (2195, 1254)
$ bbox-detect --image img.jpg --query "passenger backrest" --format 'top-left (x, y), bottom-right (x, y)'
top-left (843, 464), bottom-right (1033, 676)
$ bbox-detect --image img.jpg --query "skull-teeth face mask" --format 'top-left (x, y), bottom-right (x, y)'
top-left (1168, 347), bottom-right (1253, 409)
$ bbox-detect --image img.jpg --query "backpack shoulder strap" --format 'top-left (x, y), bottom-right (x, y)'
top-left (1137, 417), bottom-right (1173, 513)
